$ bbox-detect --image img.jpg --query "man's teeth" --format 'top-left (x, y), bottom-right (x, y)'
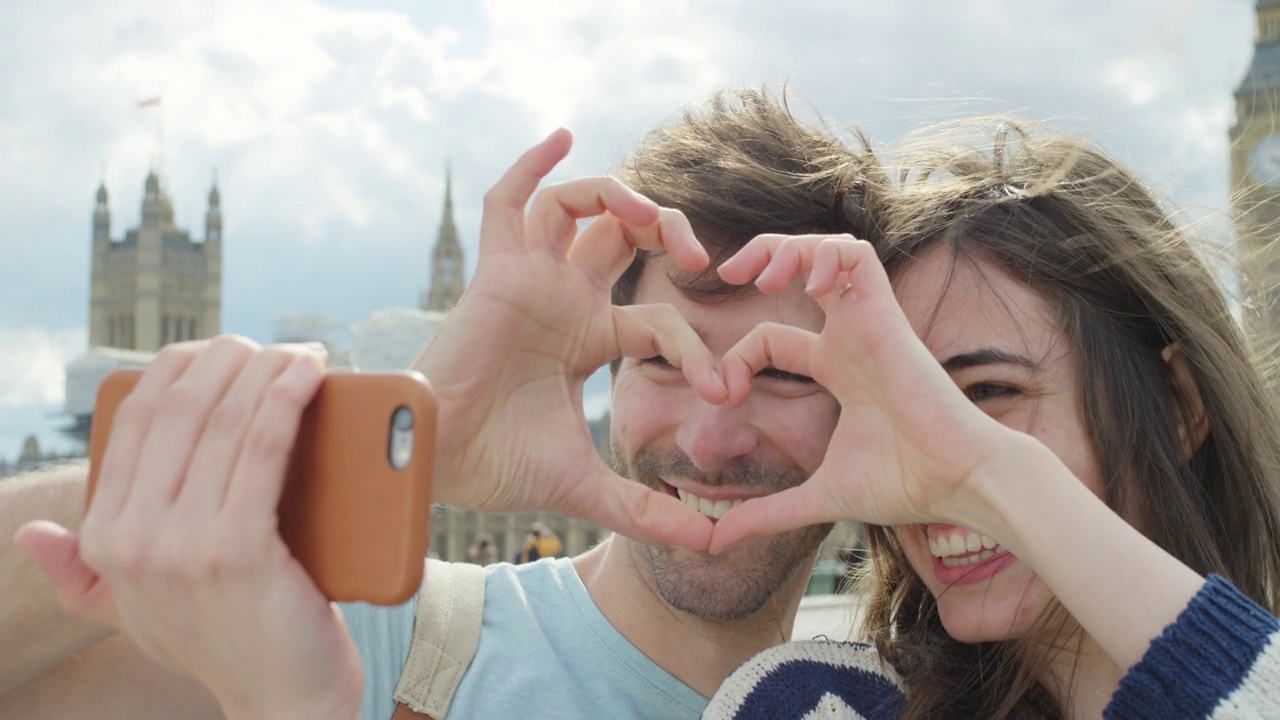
top-left (928, 529), bottom-right (1002, 567)
top-left (675, 488), bottom-right (746, 520)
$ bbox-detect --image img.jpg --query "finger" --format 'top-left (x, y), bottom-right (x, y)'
top-left (478, 128), bottom-right (574, 256)
top-left (569, 471), bottom-right (714, 549)
top-left (175, 345), bottom-right (324, 516)
top-left (708, 482), bottom-right (836, 554)
top-left (623, 207), bottom-right (709, 272)
top-left (569, 207), bottom-right (708, 288)
top-left (88, 340), bottom-right (210, 523)
top-left (526, 177), bottom-right (659, 257)
top-left (123, 336), bottom-right (258, 520)
top-left (721, 322), bottom-right (819, 407)
top-left (613, 304), bottom-right (726, 404)
top-left (717, 233), bottom-right (784, 286)
top-left (15, 521), bottom-right (119, 627)
top-left (807, 237), bottom-right (879, 307)
top-left (721, 234), bottom-right (859, 295)
top-left (221, 355), bottom-right (327, 528)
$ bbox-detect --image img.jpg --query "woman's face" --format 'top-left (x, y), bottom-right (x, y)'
top-left (889, 244), bottom-right (1105, 643)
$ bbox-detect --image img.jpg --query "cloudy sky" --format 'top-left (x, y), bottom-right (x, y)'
top-left (0, 0), bottom-right (1260, 459)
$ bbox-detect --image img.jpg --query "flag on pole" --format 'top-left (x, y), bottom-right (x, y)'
top-left (137, 96), bottom-right (161, 108)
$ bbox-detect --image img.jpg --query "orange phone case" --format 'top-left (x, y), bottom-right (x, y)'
top-left (86, 367), bottom-right (436, 605)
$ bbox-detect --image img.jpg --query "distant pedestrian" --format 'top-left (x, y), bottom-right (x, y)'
top-left (516, 522), bottom-right (563, 564)
top-left (467, 534), bottom-right (497, 566)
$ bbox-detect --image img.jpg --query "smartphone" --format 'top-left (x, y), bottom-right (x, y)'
top-left (86, 367), bottom-right (436, 606)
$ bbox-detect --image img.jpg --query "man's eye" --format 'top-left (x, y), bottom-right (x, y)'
top-left (641, 355), bottom-right (675, 369)
top-left (964, 383), bottom-right (1019, 403)
top-left (757, 367), bottom-right (815, 384)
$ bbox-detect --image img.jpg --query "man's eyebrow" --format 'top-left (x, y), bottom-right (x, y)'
top-left (939, 347), bottom-right (1038, 373)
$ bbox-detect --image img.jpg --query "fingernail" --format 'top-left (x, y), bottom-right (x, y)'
top-left (286, 355), bottom-right (324, 382)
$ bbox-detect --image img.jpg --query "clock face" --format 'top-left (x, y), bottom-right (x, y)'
top-left (1249, 134), bottom-right (1280, 188)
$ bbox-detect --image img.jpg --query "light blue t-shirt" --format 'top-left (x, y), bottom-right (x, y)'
top-left (340, 557), bottom-right (709, 720)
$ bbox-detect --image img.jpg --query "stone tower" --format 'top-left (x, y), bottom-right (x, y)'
top-left (89, 172), bottom-right (222, 351)
top-left (421, 166), bottom-right (466, 311)
top-left (1232, 0), bottom-right (1280, 354)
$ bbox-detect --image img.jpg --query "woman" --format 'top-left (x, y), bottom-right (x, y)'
top-left (703, 120), bottom-right (1280, 718)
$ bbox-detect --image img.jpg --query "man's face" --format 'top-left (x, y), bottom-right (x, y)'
top-left (610, 256), bottom-right (837, 620)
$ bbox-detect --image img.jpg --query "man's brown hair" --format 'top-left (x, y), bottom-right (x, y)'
top-left (612, 88), bottom-right (883, 306)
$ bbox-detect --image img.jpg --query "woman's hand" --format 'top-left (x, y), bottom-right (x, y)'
top-left (17, 338), bottom-right (363, 720)
top-left (412, 129), bottom-right (725, 550)
top-left (708, 234), bottom-right (1014, 552)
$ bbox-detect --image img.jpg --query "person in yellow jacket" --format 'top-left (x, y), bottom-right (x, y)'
top-left (517, 522), bottom-right (562, 564)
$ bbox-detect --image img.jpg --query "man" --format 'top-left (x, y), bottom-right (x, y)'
top-left (2, 89), bottom-right (879, 718)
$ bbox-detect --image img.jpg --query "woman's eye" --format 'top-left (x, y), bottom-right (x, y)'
top-left (964, 383), bottom-right (1019, 403)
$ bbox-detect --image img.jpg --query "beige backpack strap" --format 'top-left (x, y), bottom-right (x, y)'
top-left (391, 558), bottom-right (487, 720)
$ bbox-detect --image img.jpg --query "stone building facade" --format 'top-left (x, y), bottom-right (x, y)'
top-left (89, 172), bottom-right (221, 352)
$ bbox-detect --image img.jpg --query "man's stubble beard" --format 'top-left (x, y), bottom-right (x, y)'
top-left (613, 442), bottom-right (833, 621)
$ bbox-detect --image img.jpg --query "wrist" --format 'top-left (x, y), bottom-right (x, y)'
top-left (958, 430), bottom-right (1071, 554)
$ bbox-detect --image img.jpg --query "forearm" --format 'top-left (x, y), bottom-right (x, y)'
top-left (0, 462), bottom-right (112, 694)
top-left (0, 633), bottom-right (224, 719)
top-left (977, 437), bottom-right (1205, 671)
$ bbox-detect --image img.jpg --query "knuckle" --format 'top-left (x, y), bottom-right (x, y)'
top-left (210, 333), bottom-right (256, 352)
top-left (601, 176), bottom-right (629, 196)
top-left (150, 541), bottom-right (190, 578)
top-left (103, 532), bottom-right (149, 577)
top-left (258, 344), bottom-right (301, 369)
top-left (207, 398), bottom-right (249, 435)
top-left (114, 393), bottom-right (158, 432)
top-left (187, 539), bottom-right (233, 579)
top-left (481, 186), bottom-right (506, 212)
top-left (244, 421), bottom-right (296, 462)
top-left (157, 381), bottom-right (203, 417)
top-left (267, 367), bottom-right (312, 405)
top-left (660, 207), bottom-right (688, 223)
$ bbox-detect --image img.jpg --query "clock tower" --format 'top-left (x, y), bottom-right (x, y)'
top-left (1232, 0), bottom-right (1280, 353)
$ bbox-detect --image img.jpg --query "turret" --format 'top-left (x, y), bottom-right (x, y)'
top-left (93, 181), bottom-right (110, 243)
top-left (206, 178), bottom-right (222, 243)
top-left (140, 170), bottom-right (175, 227)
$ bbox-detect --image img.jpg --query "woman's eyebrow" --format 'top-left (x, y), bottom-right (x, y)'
top-left (940, 347), bottom-right (1039, 373)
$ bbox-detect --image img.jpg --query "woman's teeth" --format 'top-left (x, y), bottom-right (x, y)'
top-left (928, 529), bottom-right (1002, 567)
top-left (676, 488), bottom-right (746, 520)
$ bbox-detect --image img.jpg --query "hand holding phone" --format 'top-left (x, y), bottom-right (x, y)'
top-left (86, 366), bottom-right (436, 605)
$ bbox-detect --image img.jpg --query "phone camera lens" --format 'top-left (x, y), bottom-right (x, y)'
top-left (388, 406), bottom-right (415, 470)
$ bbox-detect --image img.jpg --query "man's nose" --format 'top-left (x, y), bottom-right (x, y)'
top-left (675, 398), bottom-right (759, 472)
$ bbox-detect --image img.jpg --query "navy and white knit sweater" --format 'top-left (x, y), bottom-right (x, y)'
top-left (704, 575), bottom-right (1280, 719)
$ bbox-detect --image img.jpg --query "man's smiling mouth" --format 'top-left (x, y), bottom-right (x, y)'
top-left (670, 486), bottom-right (748, 520)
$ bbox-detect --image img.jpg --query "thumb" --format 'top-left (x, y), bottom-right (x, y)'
top-left (15, 520), bottom-right (119, 628)
top-left (709, 482), bottom-right (833, 554)
top-left (571, 471), bottom-right (714, 550)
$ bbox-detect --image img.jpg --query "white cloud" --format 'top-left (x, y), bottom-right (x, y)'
top-left (0, 328), bottom-right (86, 406)
top-left (0, 0), bottom-right (1267, 445)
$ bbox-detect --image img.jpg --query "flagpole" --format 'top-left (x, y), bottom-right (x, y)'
top-left (137, 96), bottom-right (163, 176)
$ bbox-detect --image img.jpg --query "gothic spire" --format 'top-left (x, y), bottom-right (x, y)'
top-left (423, 164), bottom-right (466, 311)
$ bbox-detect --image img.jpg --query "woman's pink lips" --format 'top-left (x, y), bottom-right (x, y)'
top-left (932, 549), bottom-right (1017, 587)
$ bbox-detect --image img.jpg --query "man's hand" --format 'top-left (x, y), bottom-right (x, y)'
top-left (414, 129), bottom-right (725, 549)
top-left (17, 338), bottom-right (364, 720)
